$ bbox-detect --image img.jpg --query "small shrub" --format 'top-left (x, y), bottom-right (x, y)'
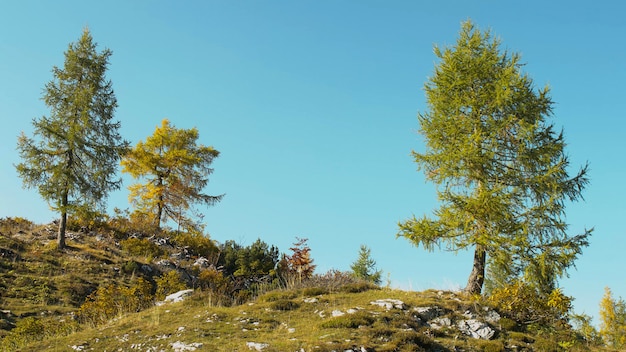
top-left (58, 277), bottom-right (97, 306)
top-left (488, 281), bottom-right (572, 325)
top-left (120, 237), bottom-right (163, 258)
top-left (270, 299), bottom-right (300, 311)
top-left (67, 208), bottom-right (108, 232)
top-left (122, 260), bottom-right (140, 274)
top-left (302, 287), bottom-right (328, 296)
top-left (172, 232), bottom-right (219, 259)
top-left (339, 281), bottom-right (377, 293)
top-left (196, 268), bottom-right (231, 306)
top-left (1, 316), bottom-right (45, 349)
top-left (300, 269), bottom-right (361, 291)
top-left (391, 330), bottom-right (436, 350)
top-left (473, 339), bottom-right (505, 352)
top-left (77, 278), bottom-right (154, 327)
top-left (320, 311), bottom-right (375, 329)
top-left (197, 268), bottom-right (228, 291)
top-left (155, 270), bottom-right (187, 300)
top-left (258, 290), bottom-right (298, 303)
top-left (370, 327), bottom-right (395, 340)
top-left (499, 317), bottom-right (518, 331)
top-left (350, 244), bottom-right (382, 285)
top-left (533, 337), bottom-right (560, 351)
top-left (508, 331), bottom-right (534, 343)
top-left (0, 315), bottom-right (79, 350)
top-left (282, 237), bottom-right (316, 284)
top-left (108, 208), bottom-right (157, 239)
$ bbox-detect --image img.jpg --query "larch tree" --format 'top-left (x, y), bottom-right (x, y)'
top-left (284, 237), bottom-right (316, 282)
top-left (121, 119), bottom-right (223, 231)
top-left (397, 21), bottom-right (591, 295)
top-left (16, 29), bottom-right (128, 249)
top-left (599, 286), bottom-right (626, 348)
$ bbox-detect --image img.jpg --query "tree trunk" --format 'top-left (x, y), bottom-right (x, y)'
top-left (58, 210), bottom-right (67, 250)
top-left (465, 244), bottom-right (486, 295)
top-left (58, 150), bottom-right (72, 250)
top-left (155, 175), bottom-right (164, 229)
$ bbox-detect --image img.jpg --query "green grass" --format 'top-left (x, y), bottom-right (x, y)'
top-left (0, 217), bottom-right (609, 351)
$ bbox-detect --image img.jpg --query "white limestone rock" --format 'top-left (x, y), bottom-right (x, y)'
top-left (370, 299), bottom-right (405, 310)
top-left (246, 342), bottom-right (269, 351)
top-left (457, 319), bottom-right (496, 340)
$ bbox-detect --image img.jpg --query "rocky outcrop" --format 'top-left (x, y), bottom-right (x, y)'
top-left (246, 341), bottom-right (269, 351)
top-left (171, 341), bottom-right (203, 351)
top-left (370, 299), bottom-right (405, 310)
top-left (457, 319), bottom-right (496, 340)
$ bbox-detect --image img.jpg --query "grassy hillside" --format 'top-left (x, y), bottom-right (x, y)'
top-left (0, 217), bottom-right (610, 351)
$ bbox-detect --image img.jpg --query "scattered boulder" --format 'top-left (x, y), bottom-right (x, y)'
top-left (246, 342), bottom-right (269, 351)
top-left (413, 306), bottom-right (444, 320)
top-left (155, 259), bottom-right (175, 268)
top-left (156, 289), bottom-right (194, 306)
top-left (332, 310), bottom-right (345, 317)
top-left (140, 264), bottom-right (153, 274)
top-left (483, 308), bottom-right (501, 324)
top-left (457, 319), bottom-right (496, 340)
top-left (193, 257), bottom-right (211, 268)
top-left (429, 316), bottom-right (452, 329)
top-left (370, 299), bottom-right (405, 310)
top-left (0, 248), bottom-right (19, 261)
top-left (170, 341), bottom-right (203, 351)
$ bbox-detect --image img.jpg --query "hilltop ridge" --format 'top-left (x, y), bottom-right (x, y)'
top-left (0, 217), bottom-right (604, 351)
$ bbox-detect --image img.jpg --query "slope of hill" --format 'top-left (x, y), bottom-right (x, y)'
top-left (0, 217), bottom-right (606, 351)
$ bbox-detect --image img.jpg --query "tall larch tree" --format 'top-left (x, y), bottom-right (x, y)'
top-left (16, 29), bottom-right (128, 249)
top-left (397, 21), bottom-right (591, 295)
top-left (121, 119), bottom-right (223, 231)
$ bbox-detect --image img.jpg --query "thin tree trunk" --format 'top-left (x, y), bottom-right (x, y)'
top-left (58, 191), bottom-right (68, 249)
top-left (58, 148), bottom-right (73, 250)
top-left (465, 243), bottom-right (486, 295)
top-left (155, 175), bottom-right (164, 229)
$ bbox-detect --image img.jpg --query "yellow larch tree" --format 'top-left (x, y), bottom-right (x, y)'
top-left (121, 119), bottom-right (223, 231)
top-left (599, 286), bottom-right (626, 348)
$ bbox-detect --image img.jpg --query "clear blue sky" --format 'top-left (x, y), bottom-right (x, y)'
top-left (1, 1), bottom-right (624, 323)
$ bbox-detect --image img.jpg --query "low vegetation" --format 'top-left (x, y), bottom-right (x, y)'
top-left (0, 216), bottom-right (621, 351)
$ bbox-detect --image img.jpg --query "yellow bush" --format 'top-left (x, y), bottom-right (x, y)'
top-left (488, 281), bottom-right (572, 325)
top-left (77, 279), bottom-right (155, 327)
top-left (172, 231), bottom-right (219, 259)
top-left (155, 270), bottom-right (187, 300)
top-left (120, 237), bottom-right (163, 258)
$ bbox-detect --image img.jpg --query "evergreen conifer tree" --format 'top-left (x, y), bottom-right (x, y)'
top-left (397, 21), bottom-right (591, 295)
top-left (350, 245), bottom-right (382, 285)
top-left (16, 29), bottom-right (128, 249)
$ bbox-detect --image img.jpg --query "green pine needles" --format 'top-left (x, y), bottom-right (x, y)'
top-left (398, 20), bottom-right (591, 295)
top-left (16, 29), bottom-right (129, 249)
top-left (350, 245), bottom-right (382, 285)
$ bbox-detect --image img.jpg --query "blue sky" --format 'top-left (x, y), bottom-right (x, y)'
top-left (1, 1), bottom-right (624, 323)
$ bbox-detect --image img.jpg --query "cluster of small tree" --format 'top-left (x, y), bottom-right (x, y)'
top-left (15, 29), bottom-right (222, 250)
